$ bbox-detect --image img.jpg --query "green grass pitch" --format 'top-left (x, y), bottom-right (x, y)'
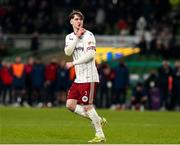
top-left (0, 107), bottom-right (180, 144)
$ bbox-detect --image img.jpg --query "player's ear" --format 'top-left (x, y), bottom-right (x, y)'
top-left (70, 19), bottom-right (73, 25)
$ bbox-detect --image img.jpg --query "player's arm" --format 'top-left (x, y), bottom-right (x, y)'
top-left (73, 48), bottom-right (95, 65)
top-left (66, 48), bottom-right (95, 69)
top-left (64, 35), bottom-right (79, 56)
top-left (73, 33), bottom-right (96, 65)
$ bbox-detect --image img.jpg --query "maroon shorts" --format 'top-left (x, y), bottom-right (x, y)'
top-left (67, 82), bottom-right (98, 105)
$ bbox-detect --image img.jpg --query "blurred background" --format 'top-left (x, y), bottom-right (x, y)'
top-left (0, 0), bottom-right (180, 111)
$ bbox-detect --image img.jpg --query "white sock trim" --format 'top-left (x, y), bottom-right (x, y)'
top-left (74, 104), bottom-right (89, 119)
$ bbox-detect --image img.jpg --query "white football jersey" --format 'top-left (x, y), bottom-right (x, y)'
top-left (65, 30), bottom-right (99, 83)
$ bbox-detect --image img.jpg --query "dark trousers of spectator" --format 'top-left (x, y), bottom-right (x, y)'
top-left (96, 87), bottom-right (111, 108)
top-left (160, 86), bottom-right (170, 110)
top-left (112, 88), bottom-right (127, 106)
top-left (12, 87), bottom-right (26, 105)
top-left (25, 78), bottom-right (33, 105)
top-left (32, 87), bottom-right (44, 105)
top-left (55, 90), bottom-right (67, 106)
top-left (0, 84), bottom-right (2, 104)
top-left (131, 98), bottom-right (147, 109)
top-left (26, 86), bottom-right (33, 105)
top-left (45, 81), bottom-right (56, 105)
top-left (2, 85), bottom-right (12, 105)
top-left (171, 86), bottom-right (180, 110)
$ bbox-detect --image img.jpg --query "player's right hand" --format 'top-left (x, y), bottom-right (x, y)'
top-left (76, 27), bottom-right (85, 38)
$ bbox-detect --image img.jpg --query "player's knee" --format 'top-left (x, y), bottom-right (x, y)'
top-left (66, 102), bottom-right (75, 111)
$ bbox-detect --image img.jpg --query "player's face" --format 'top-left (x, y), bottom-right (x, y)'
top-left (71, 14), bottom-right (83, 30)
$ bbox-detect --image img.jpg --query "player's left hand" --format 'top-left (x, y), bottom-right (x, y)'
top-left (66, 62), bottom-right (74, 69)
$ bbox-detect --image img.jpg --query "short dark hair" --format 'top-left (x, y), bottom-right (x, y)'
top-left (69, 10), bottom-right (84, 20)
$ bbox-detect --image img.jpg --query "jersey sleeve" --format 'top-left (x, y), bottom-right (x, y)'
top-left (64, 34), bottom-right (79, 56)
top-left (84, 32), bottom-right (96, 52)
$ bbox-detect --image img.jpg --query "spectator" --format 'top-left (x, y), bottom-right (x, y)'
top-left (131, 82), bottom-right (148, 111)
top-left (157, 60), bottom-right (173, 110)
top-left (112, 61), bottom-right (129, 110)
top-left (55, 60), bottom-right (69, 106)
top-left (116, 18), bottom-right (129, 35)
top-left (11, 56), bottom-right (26, 106)
top-left (145, 70), bottom-right (161, 110)
top-left (94, 7), bottom-right (106, 34)
top-left (0, 60), bottom-right (2, 102)
top-left (24, 57), bottom-right (34, 106)
top-left (0, 60), bottom-right (13, 105)
top-left (95, 7), bottom-right (105, 26)
top-left (171, 61), bottom-right (180, 110)
top-left (136, 16), bottom-right (147, 37)
top-left (44, 58), bottom-right (58, 107)
top-left (31, 57), bottom-right (45, 107)
top-left (96, 63), bottom-right (114, 108)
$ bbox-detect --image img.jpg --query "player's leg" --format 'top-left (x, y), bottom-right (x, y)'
top-left (84, 105), bottom-right (105, 136)
top-left (66, 99), bottom-right (89, 119)
top-left (84, 105), bottom-right (106, 143)
top-left (78, 82), bottom-right (106, 142)
top-left (66, 82), bottom-right (106, 143)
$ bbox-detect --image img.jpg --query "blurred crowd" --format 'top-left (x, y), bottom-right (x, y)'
top-left (0, 0), bottom-right (179, 58)
top-left (0, 0), bottom-right (179, 35)
top-left (0, 56), bottom-right (180, 111)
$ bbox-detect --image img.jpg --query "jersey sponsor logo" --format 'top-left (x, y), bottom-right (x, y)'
top-left (82, 96), bottom-right (88, 102)
top-left (87, 46), bottom-right (96, 51)
top-left (75, 47), bottom-right (83, 51)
